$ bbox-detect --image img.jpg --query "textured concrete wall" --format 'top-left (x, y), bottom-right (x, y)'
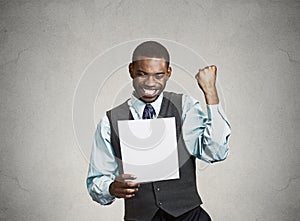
top-left (1, 0), bottom-right (299, 220)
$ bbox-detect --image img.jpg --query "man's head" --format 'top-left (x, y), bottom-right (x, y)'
top-left (129, 41), bottom-right (172, 103)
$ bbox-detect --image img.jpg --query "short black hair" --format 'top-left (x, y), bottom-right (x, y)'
top-left (132, 41), bottom-right (170, 66)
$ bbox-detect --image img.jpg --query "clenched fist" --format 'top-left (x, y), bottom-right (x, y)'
top-left (195, 65), bottom-right (219, 105)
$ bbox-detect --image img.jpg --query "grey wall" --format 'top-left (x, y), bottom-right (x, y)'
top-left (1, 0), bottom-right (299, 220)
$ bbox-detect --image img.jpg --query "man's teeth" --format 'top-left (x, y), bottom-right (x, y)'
top-left (143, 89), bottom-right (157, 96)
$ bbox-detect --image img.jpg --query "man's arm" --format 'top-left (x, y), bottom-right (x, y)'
top-left (182, 65), bottom-right (231, 162)
top-left (86, 116), bottom-right (139, 205)
top-left (86, 117), bottom-right (117, 205)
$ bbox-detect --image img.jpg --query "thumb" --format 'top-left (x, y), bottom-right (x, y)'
top-left (116, 174), bottom-right (137, 182)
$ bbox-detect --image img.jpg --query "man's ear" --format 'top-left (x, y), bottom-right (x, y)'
top-left (166, 66), bottom-right (172, 78)
top-left (129, 63), bottom-right (134, 79)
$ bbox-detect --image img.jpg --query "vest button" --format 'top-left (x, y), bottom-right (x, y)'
top-left (158, 202), bottom-right (162, 206)
top-left (156, 187), bottom-right (160, 191)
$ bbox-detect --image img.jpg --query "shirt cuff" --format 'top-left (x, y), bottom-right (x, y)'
top-left (103, 179), bottom-right (115, 199)
top-left (207, 104), bottom-right (218, 120)
top-left (206, 103), bottom-right (231, 144)
top-left (207, 104), bottom-right (230, 125)
top-left (91, 177), bottom-right (115, 205)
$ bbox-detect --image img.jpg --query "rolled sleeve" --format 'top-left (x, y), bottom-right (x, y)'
top-left (86, 116), bottom-right (118, 205)
top-left (182, 95), bottom-right (231, 163)
top-left (87, 176), bottom-right (115, 205)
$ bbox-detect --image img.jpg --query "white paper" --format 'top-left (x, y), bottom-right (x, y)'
top-left (118, 117), bottom-right (179, 183)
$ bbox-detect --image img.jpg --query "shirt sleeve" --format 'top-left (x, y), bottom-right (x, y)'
top-left (181, 95), bottom-right (231, 162)
top-left (86, 116), bottom-right (119, 205)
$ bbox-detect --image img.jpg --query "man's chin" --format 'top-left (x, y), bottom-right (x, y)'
top-left (139, 95), bottom-right (160, 103)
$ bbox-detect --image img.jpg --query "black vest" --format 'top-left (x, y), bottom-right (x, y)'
top-left (107, 92), bottom-right (202, 221)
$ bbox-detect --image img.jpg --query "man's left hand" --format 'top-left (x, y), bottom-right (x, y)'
top-left (195, 65), bottom-right (219, 105)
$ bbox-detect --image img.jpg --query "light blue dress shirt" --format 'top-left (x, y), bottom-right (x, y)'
top-left (87, 91), bottom-right (231, 205)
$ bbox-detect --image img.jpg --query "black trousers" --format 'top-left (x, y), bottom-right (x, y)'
top-left (151, 206), bottom-right (211, 221)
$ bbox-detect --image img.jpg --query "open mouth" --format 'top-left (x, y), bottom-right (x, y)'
top-left (142, 88), bottom-right (159, 97)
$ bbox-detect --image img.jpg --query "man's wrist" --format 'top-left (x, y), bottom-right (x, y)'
top-left (108, 180), bottom-right (115, 196)
top-left (104, 179), bottom-right (115, 198)
top-left (204, 89), bottom-right (219, 105)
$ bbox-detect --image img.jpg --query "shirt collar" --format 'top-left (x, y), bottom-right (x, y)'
top-left (129, 91), bottom-right (164, 119)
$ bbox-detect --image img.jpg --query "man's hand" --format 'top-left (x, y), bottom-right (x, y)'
top-left (195, 65), bottom-right (219, 105)
top-left (109, 174), bottom-right (140, 199)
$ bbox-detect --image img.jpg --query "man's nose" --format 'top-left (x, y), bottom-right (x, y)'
top-left (144, 75), bottom-right (156, 86)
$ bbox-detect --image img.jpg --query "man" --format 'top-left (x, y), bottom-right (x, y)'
top-left (87, 41), bottom-right (231, 221)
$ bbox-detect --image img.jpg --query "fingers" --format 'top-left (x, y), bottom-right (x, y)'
top-left (195, 65), bottom-right (217, 78)
top-left (200, 65), bottom-right (217, 71)
top-left (115, 182), bottom-right (139, 198)
top-left (115, 174), bottom-right (140, 188)
top-left (204, 65), bottom-right (216, 72)
top-left (111, 181), bottom-right (140, 199)
top-left (119, 180), bottom-right (140, 188)
top-left (211, 65), bottom-right (217, 72)
top-left (110, 174), bottom-right (140, 199)
top-left (115, 192), bottom-right (136, 199)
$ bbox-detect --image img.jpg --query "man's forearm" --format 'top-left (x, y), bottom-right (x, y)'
top-left (204, 88), bottom-right (219, 105)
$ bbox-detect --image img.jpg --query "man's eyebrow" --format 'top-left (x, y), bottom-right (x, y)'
top-left (136, 70), bottom-right (148, 74)
top-left (136, 70), bottom-right (165, 75)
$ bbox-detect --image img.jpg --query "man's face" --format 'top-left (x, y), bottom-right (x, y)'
top-left (129, 56), bottom-right (172, 103)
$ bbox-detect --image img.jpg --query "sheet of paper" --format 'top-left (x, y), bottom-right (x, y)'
top-left (118, 117), bottom-right (179, 183)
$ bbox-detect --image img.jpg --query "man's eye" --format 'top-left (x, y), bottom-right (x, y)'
top-left (137, 72), bottom-right (146, 77)
top-left (155, 74), bottom-right (165, 79)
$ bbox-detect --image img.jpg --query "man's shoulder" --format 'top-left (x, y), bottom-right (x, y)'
top-left (106, 99), bottom-right (131, 124)
top-left (164, 92), bottom-right (199, 110)
top-left (163, 91), bottom-right (196, 102)
top-left (163, 91), bottom-right (183, 100)
top-left (163, 91), bottom-right (182, 96)
top-left (107, 99), bottom-right (130, 113)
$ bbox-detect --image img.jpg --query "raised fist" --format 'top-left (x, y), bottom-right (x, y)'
top-left (195, 65), bottom-right (217, 93)
top-left (195, 65), bottom-right (219, 105)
